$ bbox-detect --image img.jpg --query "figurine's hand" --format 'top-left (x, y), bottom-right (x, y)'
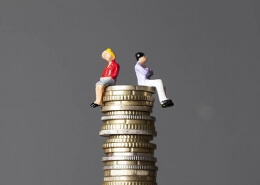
top-left (145, 68), bottom-right (153, 79)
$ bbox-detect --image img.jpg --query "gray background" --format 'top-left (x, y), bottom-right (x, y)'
top-left (0, 0), bottom-right (260, 185)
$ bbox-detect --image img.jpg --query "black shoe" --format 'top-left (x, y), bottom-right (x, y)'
top-left (161, 100), bottom-right (174, 108)
top-left (90, 102), bottom-right (100, 108)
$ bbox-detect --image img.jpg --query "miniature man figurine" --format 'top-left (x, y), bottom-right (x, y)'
top-left (134, 52), bottom-right (174, 108)
top-left (90, 48), bottom-right (120, 108)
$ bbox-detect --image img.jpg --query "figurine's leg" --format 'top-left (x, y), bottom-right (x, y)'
top-left (91, 78), bottom-right (116, 108)
top-left (144, 79), bottom-right (167, 103)
top-left (144, 79), bottom-right (174, 108)
top-left (94, 84), bottom-right (105, 105)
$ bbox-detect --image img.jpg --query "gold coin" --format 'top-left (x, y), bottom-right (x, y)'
top-left (103, 95), bottom-right (154, 102)
top-left (104, 169), bottom-right (157, 177)
top-left (99, 129), bottom-right (157, 137)
top-left (104, 176), bottom-right (156, 181)
top-left (101, 124), bottom-right (155, 131)
top-left (104, 120), bottom-right (154, 125)
top-left (104, 111), bottom-right (150, 116)
top-left (104, 161), bottom-right (155, 166)
top-left (105, 85), bottom-right (156, 93)
top-left (102, 115), bottom-right (156, 121)
top-left (104, 101), bottom-right (154, 107)
top-left (103, 91), bottom-right (152, 96)
top-left (103, 182), bottom-right (157, 185)
top-left (105, 138), bottom-right (151, 143)
top-left (104, 91), bottom-right (131, 96)
top-left (101, 106), bottom-right (152, 112)
top-left (104, 147), bottom-right (154, 153)
top-left (106, 152), bottom-right (154, 157)
top-left (102, 143), bottom-right (156, 149)
top-left (103, 164), bottom-right (158, 171)
top-left (108, 135), bottom-right (153, 140)
top-left (102, 155), bottom-right (157, 162)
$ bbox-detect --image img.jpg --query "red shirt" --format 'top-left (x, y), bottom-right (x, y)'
top-left (101, 60), bottom-right (120, 79)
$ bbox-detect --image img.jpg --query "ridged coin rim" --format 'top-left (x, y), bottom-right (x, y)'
top-left (105, 85), bottom-right (156, 93)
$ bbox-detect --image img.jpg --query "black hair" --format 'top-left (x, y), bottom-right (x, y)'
top-left (135, 52), bottom-right (145, 61)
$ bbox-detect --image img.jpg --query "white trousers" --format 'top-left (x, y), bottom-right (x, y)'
top-left (142, 79), bottom-right (168, 103)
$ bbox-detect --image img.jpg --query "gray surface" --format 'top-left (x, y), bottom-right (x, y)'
top-left (0, 0), bottom-right (260, 185)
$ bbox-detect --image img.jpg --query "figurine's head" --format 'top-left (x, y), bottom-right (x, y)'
top-left (135, 52), bottom-right (146, 64)
top-left (102, 48), bottom-right (116, 62)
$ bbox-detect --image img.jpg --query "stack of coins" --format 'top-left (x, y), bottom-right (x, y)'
top-left (99, 85), bottom-right (158, 185)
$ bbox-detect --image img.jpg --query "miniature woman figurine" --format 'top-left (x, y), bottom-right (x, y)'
top-left (90, 48), bottom-right (120, 108)
top-left (134, 52), bottom-right (174, 108)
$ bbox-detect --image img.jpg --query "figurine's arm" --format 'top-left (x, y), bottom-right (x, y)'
top-left (135, 63), bottom-right (153, 79)
top-left (135, 63), bottom-right (149, 76)
top-left (110, 63), bottom-right (120, 79)
top-left (146, 69), bottom-right (153, 79)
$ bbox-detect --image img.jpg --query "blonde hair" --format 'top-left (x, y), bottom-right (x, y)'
top-left (105, 48), bottom-right (116, 59)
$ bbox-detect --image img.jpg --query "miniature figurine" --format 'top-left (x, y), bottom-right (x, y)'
top-left (134, 52), bottom-right (174, 108)
top-left (90, 48), bottom-right (120, 108)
